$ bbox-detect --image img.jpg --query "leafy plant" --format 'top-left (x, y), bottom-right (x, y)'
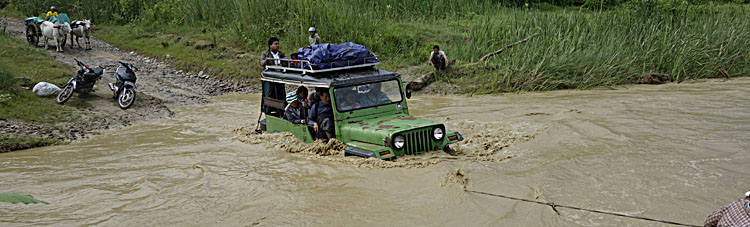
top-left (0, 193), bottom-right (49, 204)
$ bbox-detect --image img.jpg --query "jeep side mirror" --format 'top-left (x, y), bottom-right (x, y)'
top-left (405, 83), bottom-right (412, 99)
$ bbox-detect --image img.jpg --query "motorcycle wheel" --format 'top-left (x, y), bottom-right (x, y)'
top-left (118, 87), bottom-right (136, 109)
top-left (56, 84), bottom-right (74, 104)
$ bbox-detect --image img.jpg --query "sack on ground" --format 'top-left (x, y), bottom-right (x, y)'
top-left (32, 82), bottom-right (61, 96)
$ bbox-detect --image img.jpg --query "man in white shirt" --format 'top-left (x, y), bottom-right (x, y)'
top-left (428, 45), bottom-right (449, 72)
top-left (260, 37), bottom-right (286, 67)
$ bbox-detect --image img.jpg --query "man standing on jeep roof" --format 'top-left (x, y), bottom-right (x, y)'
top-left (260, 37), bottom-right (285, 67)
top-left (308, 27), bottom-right (321, 46)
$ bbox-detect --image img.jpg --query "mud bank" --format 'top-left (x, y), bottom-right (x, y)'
top-left (1, 16), bottom-right (258, 150)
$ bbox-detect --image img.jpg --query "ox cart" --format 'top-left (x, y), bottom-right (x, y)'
top-left (23, 13), bottom-right (69, 47)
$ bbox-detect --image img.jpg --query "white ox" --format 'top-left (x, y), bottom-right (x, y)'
top-left (70, 20), bottom-right (92, 50)
top-left (39, 21), bottom-right (72, 52)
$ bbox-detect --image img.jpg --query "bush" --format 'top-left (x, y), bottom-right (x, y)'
top-left (0, 67), bottom-right (17, 93)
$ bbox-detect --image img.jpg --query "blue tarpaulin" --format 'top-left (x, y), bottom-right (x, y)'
top-left (25, 13), bottom-right (70, 25)
top-left (295, 42), bottom-right (379, 70)
top-left (24, 17), bottom-right (45, 25)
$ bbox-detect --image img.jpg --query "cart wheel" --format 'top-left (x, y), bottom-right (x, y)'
top-left (25, 25), bottom-right (38, 47)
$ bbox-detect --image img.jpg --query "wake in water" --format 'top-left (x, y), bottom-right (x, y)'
top-left (232, 120), bottom-right (546, 168)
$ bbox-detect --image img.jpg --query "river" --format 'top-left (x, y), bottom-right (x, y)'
top-left (2, 78), bottom-right (749, 226)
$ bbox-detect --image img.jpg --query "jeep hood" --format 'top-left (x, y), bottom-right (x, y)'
top-left (340, 113), bottom-right (441, 146)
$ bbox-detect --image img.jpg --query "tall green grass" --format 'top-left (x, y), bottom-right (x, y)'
top-left (4, 0), bottom-right (750, 93)
top-left (0, 32), bottom-right (75, 123)
top-left (455, 5), bottom-right (750, 93)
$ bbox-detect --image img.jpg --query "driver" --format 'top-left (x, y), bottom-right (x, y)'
top-left (337, 90), bottom-right (360, 111)
top-left (45, 6), bottom-right (58, 20)
top-left (359, 83), bottom-right (390, 107)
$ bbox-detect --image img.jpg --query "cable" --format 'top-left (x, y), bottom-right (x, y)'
top-left (466, 189), bottom-right (701, 227)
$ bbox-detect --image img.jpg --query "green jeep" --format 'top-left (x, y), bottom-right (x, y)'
top-left (259, 57), bottom-right (462, 160)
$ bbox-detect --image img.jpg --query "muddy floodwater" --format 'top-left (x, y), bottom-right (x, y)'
top-left (2, 78), bottom-right (750, 226)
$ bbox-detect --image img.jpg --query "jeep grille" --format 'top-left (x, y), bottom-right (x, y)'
top-left (403, 128), bottom-right (433, 155)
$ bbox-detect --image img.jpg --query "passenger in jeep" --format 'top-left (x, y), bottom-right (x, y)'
top-left (338, 91), bottom-right (360, 111)
top-left (359, 83), bottom-right (391, 107)
top-left (309, 91), bottom-right (335, 141)
top-left (284, 91), bottom-right (305, 124)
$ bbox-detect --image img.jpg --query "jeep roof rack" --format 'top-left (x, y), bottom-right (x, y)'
top-left (261, 67), bottom-right (400, 88)
top-left (264, 56), bottom-right (379, 75)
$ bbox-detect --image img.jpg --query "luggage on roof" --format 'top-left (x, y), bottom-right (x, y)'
top-left (294, 42), bottom-right (379, 69)
top-left (265, 42), bottom-right (379, 74)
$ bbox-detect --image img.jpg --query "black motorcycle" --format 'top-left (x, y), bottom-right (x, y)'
top-left (108, 61), bottom-right (137, 109)
top-left (56, 59), bottom-right (104, 104)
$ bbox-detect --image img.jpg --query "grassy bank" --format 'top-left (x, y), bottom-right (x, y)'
top-left (1, 135), bottom-right (60, 153)
top-left (94, 24), bottom-right (262, 85)
top-left (4, 1), bottom-right (750, 93)
top-left (0, 32), bottom-right (75, 150)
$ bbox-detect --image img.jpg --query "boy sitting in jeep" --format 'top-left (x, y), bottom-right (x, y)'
top-left (284, 91), bottom-right (305, 124)
top-left (309, 91), bottom-right (335, 141)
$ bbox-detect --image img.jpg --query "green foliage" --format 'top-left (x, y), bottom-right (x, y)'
top-left (0, 67), bottom-right (17, 93)
top-left (0, 32), bottom-right (76, 123)
top-left (6, 1), bottom-right (749, 94)
top-left (453, 6), bottom-right (750, 93)
top-left (1, 135), bottom-right (62, 153)
top-left (0, 34), bottom-right (72, 85)
top-left (0, 193), bottom-right (49, 204)
top-left (0, 93), bottom-right (11, 103)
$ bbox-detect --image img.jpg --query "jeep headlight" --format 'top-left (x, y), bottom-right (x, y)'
top-left (393, 135), bottom-right (405, 149)
top-left (433, 127), bottom-right (444, 140)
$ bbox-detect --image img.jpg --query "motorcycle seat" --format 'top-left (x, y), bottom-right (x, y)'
top-left (84, 67), bottom-right (104, 77)
top-left (82, 67), bottom-right (104, 81)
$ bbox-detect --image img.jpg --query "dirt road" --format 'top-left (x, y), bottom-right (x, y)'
top-left (1, 16), bottom-right (257, 145)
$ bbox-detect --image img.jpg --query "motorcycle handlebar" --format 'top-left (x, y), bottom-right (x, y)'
top-left (75, 59), bottom-right (90, 70)
top-left (119, 61), bottom-right (137, 71)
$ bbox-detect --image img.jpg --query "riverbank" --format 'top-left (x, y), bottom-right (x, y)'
top-left (4, 2), bottom-right (748, 94)
top-left (0, 28), bottom-right (76, 152)
top-left (0, 16), bottom-right (254, 152)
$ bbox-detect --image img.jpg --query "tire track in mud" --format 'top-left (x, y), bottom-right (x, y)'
top-left (1, 16), bottom-right (258, 143)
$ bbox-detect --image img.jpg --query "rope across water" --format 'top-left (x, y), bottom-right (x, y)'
top-left (466, 189), bottom-right (701, 227)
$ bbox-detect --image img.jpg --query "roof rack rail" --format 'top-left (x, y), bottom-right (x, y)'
top-left (264, 56), bottom-right (379, 75)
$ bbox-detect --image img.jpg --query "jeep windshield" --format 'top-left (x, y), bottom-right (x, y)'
top-left (333, 79), bottom-right (403, 112)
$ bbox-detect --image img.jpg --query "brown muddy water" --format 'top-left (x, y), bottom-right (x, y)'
top-left (2, 78), bottom-right (750, 226)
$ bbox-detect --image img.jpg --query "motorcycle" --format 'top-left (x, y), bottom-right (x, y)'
top-left (108, 61), bottom-right (138, 109)
top-left (56, 59), bottom-right (104, 104)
